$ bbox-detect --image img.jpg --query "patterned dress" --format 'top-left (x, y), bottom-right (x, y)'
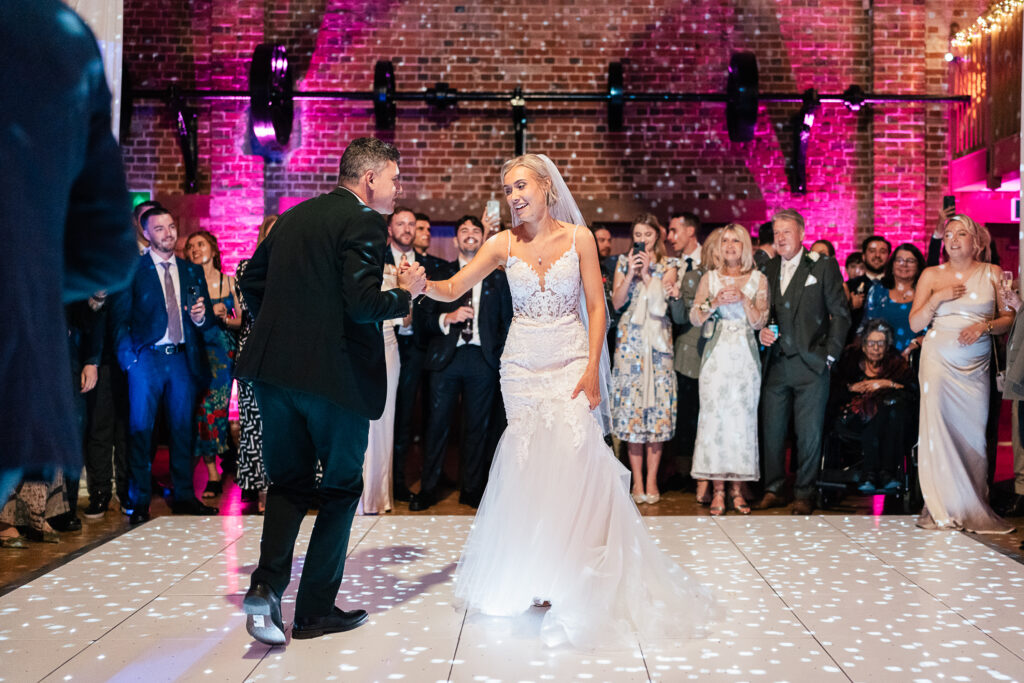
top-left (234, 259), bottom-right (267, 492)
top-left (610, 255), bottom-right (677, 443)
top-left (194, 275), bottom-right (237, 459)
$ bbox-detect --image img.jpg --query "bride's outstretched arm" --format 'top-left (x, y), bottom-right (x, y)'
top-left (422, 232), bottom-right (506, 302)
top-left (571, 230), bottom-right (606, 410)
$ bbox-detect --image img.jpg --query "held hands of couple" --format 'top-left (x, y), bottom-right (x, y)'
top-left (397, 261), bottom-right (427, 298)
top-left (571, 366), bottom-right (602, 410)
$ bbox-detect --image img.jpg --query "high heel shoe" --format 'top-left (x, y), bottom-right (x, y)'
top-left (696, 480), bottom-right (711, 506)
top-left (646, 491), bottom-right (661, 504)
top-left (709, 492), bottom-right (726, 516)
top-left (631, 491), bottom-right (647, 504)
top-left (731, 495), bottom-right (751, 515)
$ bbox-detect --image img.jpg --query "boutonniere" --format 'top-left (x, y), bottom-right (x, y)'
top-left (805, 250), bottom-right (821, 264)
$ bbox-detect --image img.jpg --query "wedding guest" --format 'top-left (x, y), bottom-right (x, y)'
top-left (758, 209), bottom-right (850, 515)
top-left (996, 282), bottom-right (1024, 517)
top-left (387, 207), bottom-right (447, 502)
top-left (133, 200), bottom-right (161, 253)
top-left (910, 214), bottom-right (1015, 533)
top-left (413, 212), bottom-right (432, 256)
top-left (811, 239), bottom-right (836, 258)
top-left (594, 226), bottom-right (620, 354)
top-left (753, 221), bottom-right (775, 269)
top-left (830, 319), bottom-right (917, 492)
top-left (1, 0), bottom-right (136, 501)
top-left (110, 207), bottom-right (218, 524)
top-left (185, 230), bottom-right (240, 498)
top-left (358, 261), bottom-right (404, 514)
top-left (666, 213), bottom-right (704, 489)
top-left (847, 236), bottom-right (891, 337)
top-left (611, 214), bottom-right (678, 504)
top-left (688, 224), bottom-right (767, 515)
top-left (413, 216), bottom-right (512, 510)
top-left (845, 252), bottom-right (866, 280)
top-left (862, 243), bottom-right (925, 354)
top-left (234, 215), bottom-right (277, 513)
top-left (0, 474), bottom-right (69, 547)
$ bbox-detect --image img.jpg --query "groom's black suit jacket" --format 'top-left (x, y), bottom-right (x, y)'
top-left (235, 187), bottom-right (411, 420)
top-left (416, 259), bottom-right (513, 372)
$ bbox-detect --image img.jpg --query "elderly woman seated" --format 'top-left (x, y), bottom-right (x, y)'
top-left (828, 318), bottom-right (918, 493)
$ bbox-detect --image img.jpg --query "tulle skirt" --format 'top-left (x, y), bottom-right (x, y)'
top-left (453, 317), bottom-right (719, 649)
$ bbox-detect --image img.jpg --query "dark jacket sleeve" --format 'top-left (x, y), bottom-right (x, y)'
top-left (62, 24), bottom-right (135, 303)
top-left (341, 213), bottom-right (412, 324)
top-left (822, 257), bottom-right (852, 362)
top-left (237, 238), bottom-right (270, 321)
top-left (110, 282), bottom-right (134, 371)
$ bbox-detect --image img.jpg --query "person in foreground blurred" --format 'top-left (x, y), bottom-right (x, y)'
top-left (909, 214), bottom-right (1015, 533)
top-left (688, 224), bottom-right (767, 515)
top-left (236, 138), bottom-right (425, 645)
top-left (0, 0), bottom-right (136, 499)
top-left (420, 153), bottom-right (717, 650)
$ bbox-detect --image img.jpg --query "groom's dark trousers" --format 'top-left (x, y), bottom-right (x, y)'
top-left (250, 381), bottom-right (367, 618)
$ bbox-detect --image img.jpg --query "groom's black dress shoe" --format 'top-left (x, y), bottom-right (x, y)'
top-left (244, 582), bottom-right (285, 645)
top-left (291, 606), bottom-right (368, 639)
top-left (997, 494), bottom-right (1024, 517)
top-left (393, 484), bottom-right (412, 503)
top-left (409, 489), bottom-right (437, 512)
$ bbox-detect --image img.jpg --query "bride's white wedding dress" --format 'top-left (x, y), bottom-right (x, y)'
top-left (453, 228), bottom-right (718, 649)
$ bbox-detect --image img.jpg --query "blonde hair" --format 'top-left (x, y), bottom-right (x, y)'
top-left (702, 227), bottom-right (723, 271)
top-left (711, 223), bottom-right (755, 273)
top-left (945, 214), bottom-right (991, 262)
top-left (500, 155), bottom-right (559, 206)
top-left (631, 213), bottom-right (667, 264)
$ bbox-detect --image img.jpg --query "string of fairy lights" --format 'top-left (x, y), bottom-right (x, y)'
top-left (951, 0), bottom-right (1024, 48)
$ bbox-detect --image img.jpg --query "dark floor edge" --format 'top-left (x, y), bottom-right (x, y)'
top-left (965, 530), bottom-right (1024, 565)
top-left (0, 522), bottom-right (138, 598)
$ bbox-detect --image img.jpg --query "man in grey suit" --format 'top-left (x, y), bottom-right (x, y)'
top-left (996, 285), bottom-right (1024, 517)
top-left (666, 213), bottom-right (705, 479)
top-left (756, 209), bottom-right (850, 514)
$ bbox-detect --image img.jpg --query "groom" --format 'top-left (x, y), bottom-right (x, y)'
top-left (236, 137), bottom-right (426, 645)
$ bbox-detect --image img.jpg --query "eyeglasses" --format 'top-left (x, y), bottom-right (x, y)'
top-left (863, 340), bottom-right (887, 349)
top-left (893, 258), bottom-right (917, 265)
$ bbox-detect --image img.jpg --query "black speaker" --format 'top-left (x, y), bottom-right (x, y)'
top-left (726, 52), bottom-right (759, 142)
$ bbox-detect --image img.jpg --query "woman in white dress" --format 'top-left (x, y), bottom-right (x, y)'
top-left (420, 154), bottom-right (717, 650)
top-left (688, 224), bottom-right (768, 516)
top-left (909, 214), bottom-right (1015, 533)
top-left (357, 264), bottom-right (402, 515)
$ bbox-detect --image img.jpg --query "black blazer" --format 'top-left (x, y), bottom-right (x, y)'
top-left (416, 260), bottom-right (513, 372)
top-left (110, 254), bottom-right (215, 382)
top-left (763, 249), bottom-right (851, 374)
top-left (235, 188), bottom-right (411, 420)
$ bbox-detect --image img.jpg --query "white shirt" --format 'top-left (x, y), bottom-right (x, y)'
top-left (780, 248), bottom-right (804, 295)
top-left (391, 245), bottom-right (416, 335)
top-left (149, 249), bottom-right (185, 345)
top-left (681, 244), bottom-right (702, 269)
top-left (438, 256), bottom-right (482, 347)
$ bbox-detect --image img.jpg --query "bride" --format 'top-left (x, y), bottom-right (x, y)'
top-left (420, 154), bottom-right (718, 649)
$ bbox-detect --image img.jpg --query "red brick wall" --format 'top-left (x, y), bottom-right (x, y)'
top-left (121, 0), bottom-right (981, 273)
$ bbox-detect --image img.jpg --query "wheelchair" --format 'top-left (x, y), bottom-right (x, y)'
top-left (816, 396), bottom-right (923, 514)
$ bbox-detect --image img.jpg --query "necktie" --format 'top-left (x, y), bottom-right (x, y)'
top-left (161, 262), bottom-right (183, 343)
top-left (684, 256), bottom-right (693, 273)
top-left (781, 261), bottom-right (796, 295)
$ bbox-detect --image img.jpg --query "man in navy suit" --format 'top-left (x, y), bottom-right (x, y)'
top-left (412, 216), bottom-right (513, 510)
top-left (111, 208), bottom-right (218, 524)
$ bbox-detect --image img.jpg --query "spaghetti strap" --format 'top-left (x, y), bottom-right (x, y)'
top-left (572, 225), bottom-right (579, 248)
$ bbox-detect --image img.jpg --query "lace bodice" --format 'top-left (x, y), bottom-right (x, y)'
top-left (505, 243), bottom-right (581, 322)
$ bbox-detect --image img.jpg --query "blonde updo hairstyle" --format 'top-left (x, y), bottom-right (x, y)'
top-left (501, 154), bottom-right (559, 207)
top-left (944, 213), bottom-right (991, 262)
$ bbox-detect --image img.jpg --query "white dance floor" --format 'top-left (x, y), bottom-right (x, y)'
top-left (2, 514), bottom-right (1023, 682)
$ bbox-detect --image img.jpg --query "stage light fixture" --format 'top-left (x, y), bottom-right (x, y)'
top-left (250, 44), bottom-right (294, 153)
